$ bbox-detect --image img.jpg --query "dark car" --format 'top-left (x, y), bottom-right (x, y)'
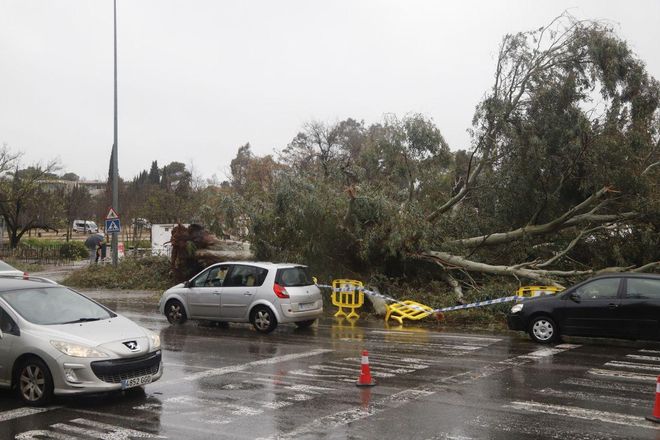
top-left (507, 273), bottom-right (660, 343)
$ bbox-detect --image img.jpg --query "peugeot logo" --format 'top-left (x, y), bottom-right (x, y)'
top-left (123, 341), bottom-right (140, 352)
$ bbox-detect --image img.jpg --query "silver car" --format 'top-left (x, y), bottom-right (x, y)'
top-left (0, 278), bottom-right (162, 406)
top-left (159, 262), bottom-right (323, 333)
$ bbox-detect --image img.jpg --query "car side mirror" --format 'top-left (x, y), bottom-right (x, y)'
top-left (569, 292), bottom-right (581, 302)
top-left (184, 280), bottom-right (191, 288)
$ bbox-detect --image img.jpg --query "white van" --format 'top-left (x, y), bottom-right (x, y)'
top-left (72, 220), bottom-right (99, 233)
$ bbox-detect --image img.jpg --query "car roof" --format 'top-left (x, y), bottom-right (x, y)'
top-left (0, 278), bottom-right (60, 292)
top-left (589, 272), bottom-right (660, 280)
top-left (208, 261), bottom-right (307, 269)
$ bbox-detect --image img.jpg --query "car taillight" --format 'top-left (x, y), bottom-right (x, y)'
top-left (273, 283), bottom-right (289, 299)
top-left (23, 272), bottom-right (29, 280)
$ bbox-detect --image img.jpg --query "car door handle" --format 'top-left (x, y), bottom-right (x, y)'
top-left (212, 291), bottom-right (221, 295)
top-left (608, 303), bottom-right (619, 309)
top-left (244, 292), bottom-right (253, 296)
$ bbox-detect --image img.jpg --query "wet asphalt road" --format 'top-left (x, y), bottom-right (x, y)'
top-left (2, 290), bottom-right (660, 439)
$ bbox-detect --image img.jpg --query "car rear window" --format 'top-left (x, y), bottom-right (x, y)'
top-left (626, 278), bottom-right (660, 299)
top-left (276, 267), bottom-right (313, 287)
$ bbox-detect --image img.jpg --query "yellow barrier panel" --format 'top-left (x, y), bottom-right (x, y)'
top-left (385, 300), bottom-right (434, 325)
top-left (516, 285), bottom-right (563, 298)
top-left (331, 279), bottom-right (364, 320)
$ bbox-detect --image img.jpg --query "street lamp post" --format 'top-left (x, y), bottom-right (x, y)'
top-left (111, 0), bottom-right (119, 266)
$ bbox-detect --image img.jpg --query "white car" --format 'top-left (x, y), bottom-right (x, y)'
top-left (0, 278), bottom-right (162, 405)
top-left (0, 260), bottom-right (24, 278)
top-left (159, 262), bottom-right (323, 333)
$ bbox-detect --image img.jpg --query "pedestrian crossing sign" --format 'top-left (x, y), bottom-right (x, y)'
top-left (105, 219), bottom-right (121, 233)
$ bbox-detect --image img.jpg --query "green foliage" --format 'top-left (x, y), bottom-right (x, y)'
top-left (58, 241), bottom-right (88, 260)
top-left (63, 257), bottom-right (173, 290)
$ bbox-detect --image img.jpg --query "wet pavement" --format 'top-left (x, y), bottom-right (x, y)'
top-left (2, 290), bottom-right (660, 439)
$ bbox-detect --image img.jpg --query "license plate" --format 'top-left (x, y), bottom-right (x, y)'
top-left (299, 302), bottom-right (315, 311)
top-left (121, 374), bottom-right (152, 390)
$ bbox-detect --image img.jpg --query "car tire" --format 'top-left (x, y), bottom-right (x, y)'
top-left (528, 315), bottom-right (558, 344)
top-left (15, 357), bottom-right (54, 406)
top-left (295, 319), bottom-right (316, 329)
top-left (165, 299), bottom-right (187, 325)
top-left (251, 306), bottom-right (277, 333)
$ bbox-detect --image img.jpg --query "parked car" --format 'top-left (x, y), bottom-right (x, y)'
top-left (507, 273), bottom-right (660, 343)
top-left (159, 262), bottom-right (323, 333)
top-left (0, 260), bottom-right (24, 278)
top-left (72, 220), bottom-right (99, 234)
top-left (0, 277), bottom-right (162, 405)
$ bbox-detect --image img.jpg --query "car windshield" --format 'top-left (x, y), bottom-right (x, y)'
top-left (276, 267), bottom-right (314, 287)
top-left (0, 287), bottom-right (114, 325)
top-left (0, 261), bottom-right (19, 272)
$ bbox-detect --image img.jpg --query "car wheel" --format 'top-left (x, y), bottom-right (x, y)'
top-left (16, 357), bottom-right (54, 406)
top-left (295, 319), bottom-right (316, 329)
top-left (165, 299), bottom-right (187, 325)
top-left (251, 306), bottom-right (277, 333)
top-left (529, 315), bottom-right (558, 344)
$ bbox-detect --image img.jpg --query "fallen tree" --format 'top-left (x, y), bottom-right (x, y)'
top-left (169, 223), bottom-right (253, 282)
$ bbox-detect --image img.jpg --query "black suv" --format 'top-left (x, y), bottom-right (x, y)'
top-left (507, 273), bottom-right (660, 343)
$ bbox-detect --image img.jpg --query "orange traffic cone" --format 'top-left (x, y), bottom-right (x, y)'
top-left (646, 375), bottom-right (660, 423)
top-left (356, 350), bottom-right (376, 387)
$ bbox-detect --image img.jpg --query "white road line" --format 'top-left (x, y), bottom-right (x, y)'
top-left (606, 361), bottom-right (660, 372)
top-left (588, 368), bottom-right (657, 382)
top-left (157, 348), bottom-right (332, 386)
top-left (257, 388), bottom-right (435, 440)
top-left (640, 349), bottom-right (660, 354)
top-left (369, 330), bottom-right (501, 343)
top-left (0, 406), bottom-right (58, 422)
top-left (538, 387), bottom-right (650, 407)
top-left (162, 362), bottom-right (213, 370)
top-left (562, 377), bottom-right (654, 395)
top-left (507, 401), bottom-right (656, 430)
top-left (518, 344), bottom-right (581, 360)
top-left (627, 354), bottom-right (660, 362)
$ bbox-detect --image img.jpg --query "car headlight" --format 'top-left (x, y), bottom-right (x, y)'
top-left (50, 340), bottom-right (108, 358)
top-left (147, 331), bottom-right (161, 350)
top-left (510, 303), bottom-right (524, 314)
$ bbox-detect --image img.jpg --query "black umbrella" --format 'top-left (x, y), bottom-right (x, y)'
top-left (84, 233), bottom-right (105, 249)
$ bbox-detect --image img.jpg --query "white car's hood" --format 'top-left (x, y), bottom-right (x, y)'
top-left (28, 314), bottom-right (148, 348)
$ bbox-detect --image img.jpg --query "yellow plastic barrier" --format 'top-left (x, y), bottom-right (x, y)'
top-left (385, 300), bottom-right (434, 325)
top-left (516, 285), bottom-right (563, 298)
top-left (331, 279), bottom-right (364, 320)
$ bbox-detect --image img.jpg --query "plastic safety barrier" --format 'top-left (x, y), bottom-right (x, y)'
top-left (516, 285), bottom-right (563, 298)
top-left (385, 300), bottom-right (434, 325)
top-left (331, 279), bottom-right (364, 320)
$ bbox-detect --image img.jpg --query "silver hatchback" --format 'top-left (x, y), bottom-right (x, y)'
top-left (0, 278), bottom-right (162, 405)
top-left (158, 262), bottom-right (323, 333)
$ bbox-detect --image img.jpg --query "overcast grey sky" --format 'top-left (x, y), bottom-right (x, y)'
top-left (1, 1), bottom-right (659, 182)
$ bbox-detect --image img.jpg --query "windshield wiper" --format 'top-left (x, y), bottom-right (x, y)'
top-left (62, 317), bottom-right (102, 324)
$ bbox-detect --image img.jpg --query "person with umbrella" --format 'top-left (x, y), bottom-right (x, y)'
top-left (84, 233), bottom-right (104, 264)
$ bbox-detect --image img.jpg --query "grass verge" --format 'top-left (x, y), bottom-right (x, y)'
top-left (63, 257), bottom-right (174, 291)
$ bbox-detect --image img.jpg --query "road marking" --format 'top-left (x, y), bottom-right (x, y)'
top-left (562, 377), bottom-right (654, 395)
top-left (157, 348), bottom-right (332, 386)
top-left (538, 387), bottom-right (650, 407)
top-left (606, 360), bottom-right (660, 372)
top-left (517, 344), bottom-right (581, 360)
top-left (0, 406), bottom-right (58, 422)
top-left (257, 388), bottom-right (435, 440)
top-left (627, 354), bottom-right (660, 362)
top-left (163, 362), bottom-right (213, 370)
top-left (369, 330), bottom-right (501, 344)
top-left (507, 401), bottom-right (656, 430)
top-left (639, 349), bottom-right (660, 355)
top-left (588, 368), bottom-right (657, 382)
top-left (16, 418), bottom-right (165, 439)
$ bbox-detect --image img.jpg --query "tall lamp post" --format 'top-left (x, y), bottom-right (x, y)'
top-left (111, 0), bottom-right (119, 266)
